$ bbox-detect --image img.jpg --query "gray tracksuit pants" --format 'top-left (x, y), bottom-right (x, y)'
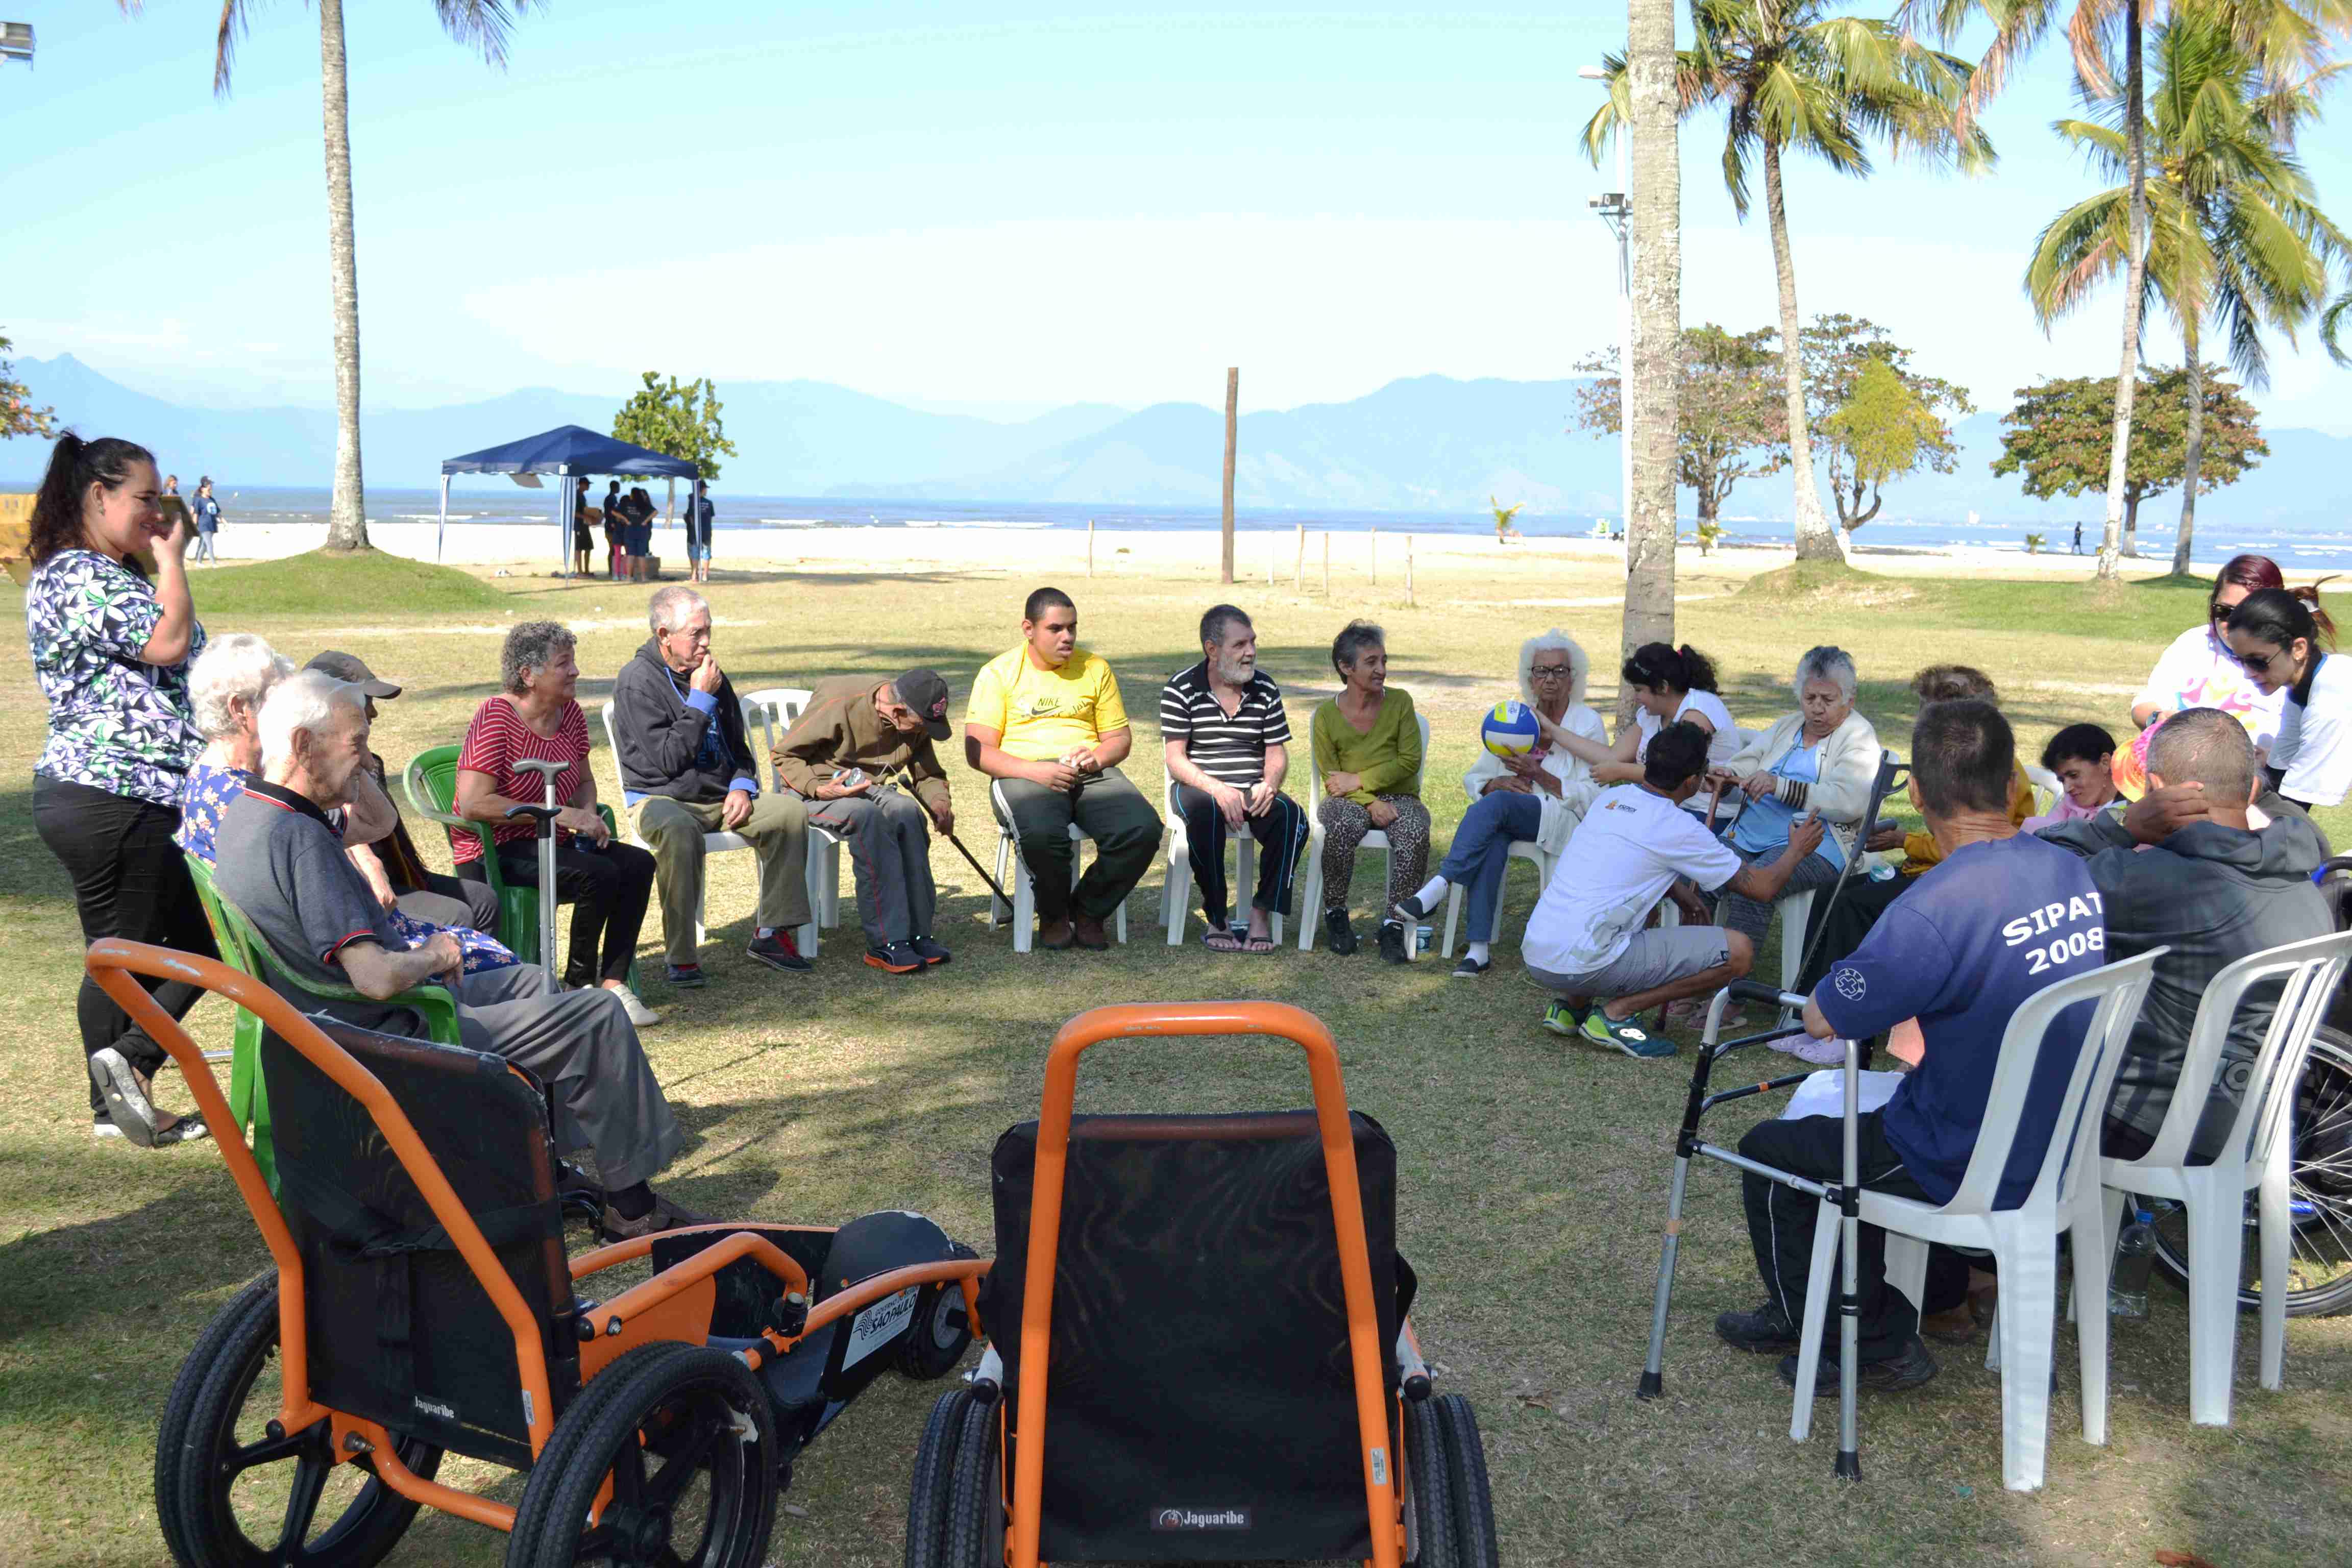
top-left (806, 788), bottom-right (938, 947)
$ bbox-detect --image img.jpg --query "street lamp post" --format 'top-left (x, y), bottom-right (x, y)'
top-left (1578, 64), bottom-right (1632, 537)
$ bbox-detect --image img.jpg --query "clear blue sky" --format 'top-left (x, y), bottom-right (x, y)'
top-left (5, 1), bottom-right (2347, 430)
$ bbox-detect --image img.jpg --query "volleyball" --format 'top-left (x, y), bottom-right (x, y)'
top-left (1481, 699), bottom-right (1541, 758)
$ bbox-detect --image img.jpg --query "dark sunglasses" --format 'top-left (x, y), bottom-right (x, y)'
top-left (2236, 646), bottom-right (2288, 674)
top-left (2209, 603), bottom-right (2233, 623)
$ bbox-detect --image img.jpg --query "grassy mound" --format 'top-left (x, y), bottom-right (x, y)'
top-left (1736, 559), bottom-right (1910, 605)
top-left (194, 548), bottom-right (508, 617)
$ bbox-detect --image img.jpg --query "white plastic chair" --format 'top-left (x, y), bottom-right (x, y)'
top-left (2026, 764), bottom-right (2061, 817)
top-left (1437, 766), bottom-right (1551, 959)
top-left (1158, 763), bottom-right (1285, 947)
top-left (1786, 947), bottom-right (2163, 1491)
top-left (739, 685), bottom-right (848, 954)
top-left (600, 698), bottom-right (801, 952)
top-left (987, 777), bottom-right (1132, 953)
top-left (1297, 713), bottom-right (1433, 955)
top-left (2097, 930), bottom-right (2352, 1426)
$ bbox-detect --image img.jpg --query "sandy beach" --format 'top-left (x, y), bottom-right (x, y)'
top-left (190, 517), bottom-right (2289, 586)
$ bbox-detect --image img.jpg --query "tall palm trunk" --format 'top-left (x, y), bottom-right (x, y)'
top-left (320, 0), bottom-right (369, 551)
top-left (2096, 5), bottom-right (2147, 584)
top-left (1761, 140), bottom-right (1841, 562)
top-left (1620, 0), bottom-right (1683, 698)
top-left (2175, 328), bottom-right (2204, 578)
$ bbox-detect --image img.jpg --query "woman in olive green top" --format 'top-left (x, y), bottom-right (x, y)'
top-left (1310, 620), bottom-right (1430, 962)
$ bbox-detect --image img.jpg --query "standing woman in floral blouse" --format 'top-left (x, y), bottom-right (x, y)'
top-left (24, 433), bottom-right (216, 1145)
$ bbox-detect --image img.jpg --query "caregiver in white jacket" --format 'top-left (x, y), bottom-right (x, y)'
top-left (1392, 629), bottom-right (1606, 977)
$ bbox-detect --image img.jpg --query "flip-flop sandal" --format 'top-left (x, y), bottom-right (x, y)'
top-left (1203, 932), bottom-right (1244, 953)
top-left (1240, 935), bottom-right (1278, 954)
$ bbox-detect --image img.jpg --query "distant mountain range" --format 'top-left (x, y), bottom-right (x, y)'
top-left (7, 353), bottom-right (2347, 526)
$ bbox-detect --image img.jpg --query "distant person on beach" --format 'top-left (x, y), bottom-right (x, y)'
top-left (603, 480), bottom-right (625, 577)
top-left (624, 486), bottom-right (657, 578)
top-left (684, 479), bottom-right (715, 583)
top-left (571, 477), bottom-right (593, 577)
top-left (163, 474), bottom-right (179, 497)
top-left (965, 586), bottom-right (1161, 951)
top-left (2073, 521), bottom-right (2082, 554)
top-left (191, 476), bottom-right (221, 564)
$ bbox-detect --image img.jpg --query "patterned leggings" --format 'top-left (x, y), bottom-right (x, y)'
top-left (1315, 794), bottom-right (1432, 913)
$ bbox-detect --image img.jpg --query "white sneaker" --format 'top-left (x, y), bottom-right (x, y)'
top-left (608, 986), bottom-right (662, 1028)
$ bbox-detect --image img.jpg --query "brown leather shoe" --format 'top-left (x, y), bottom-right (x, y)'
top-left (1036, 919), bottom-right (1075, 950)
top-left (1071, 916), bottom-right (1110, 951)
top-left (599, 1191), bottom-right (715, 1243)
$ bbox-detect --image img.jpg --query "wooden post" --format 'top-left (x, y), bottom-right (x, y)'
top-left (1322, 531), bottom-right (1330, 596)
top-left (1294, 522), bottom-right (1305, 593)
top-left (1221, 367), bottom-right (1239, 584)
top-left (1406, 533), bottom-right (1415, 607)
top-left (1087, 518), bottom-right (1095, 577)
top-left (1369, 524), bottom-right (1377, 584)
top-left (1266, 529), bottom-right (1275, 587)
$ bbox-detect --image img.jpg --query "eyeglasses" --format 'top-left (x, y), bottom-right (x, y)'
top-left (2210, 604), bottom-right (2234, 624)
top-left (2236, 647), bottom-right (2285, 674)
top-left (1528, 666), bottom-right (1571, 681)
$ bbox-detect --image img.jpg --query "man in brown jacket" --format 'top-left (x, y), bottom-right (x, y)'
top-left (772, 668), bottom-right (957, 973)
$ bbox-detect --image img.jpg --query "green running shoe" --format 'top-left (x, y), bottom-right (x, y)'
top-left (1579, 1008), bottom-right (1678, 1059)
top-left (1541, 1000), bottom-right (1582, 1037)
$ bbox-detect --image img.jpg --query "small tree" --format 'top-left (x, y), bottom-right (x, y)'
top-left (1801, 314), bottom-right (1971, 533)
top-left (611, 372), bottom-right (738, 487)
top-left (1, 331), bottom-right (57, 442)
top-left (1571, 324), bottom-right (1786, 527)
top-left (1991, 366), bottom-right (2265, 546)
top-left (1490, 496), bottom-right (1525, 543)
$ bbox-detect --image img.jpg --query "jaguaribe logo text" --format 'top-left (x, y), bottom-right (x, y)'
top-left (1152, 1507), bottom-right (1250, 1531)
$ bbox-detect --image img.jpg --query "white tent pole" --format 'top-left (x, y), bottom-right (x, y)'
top-left (436, 474), bottom-right (449, 561)
top-left (554, 464), bottom-right (568, 578)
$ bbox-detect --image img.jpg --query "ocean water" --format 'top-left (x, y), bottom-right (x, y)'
top-left (204, 485), bottom-right (2352, 570)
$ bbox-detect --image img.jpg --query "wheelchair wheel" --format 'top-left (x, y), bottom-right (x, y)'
top-left (2143, 1024), bottom-right (2352, 1317)
top-left (903, 1387), bottom-right (975, 1568)
top-left (897, 1246), bottom-right (981, 1380)
top-left (506, 1342), bottom-right (779, 1568)
top-left (1402, 1397), bottom-right (1457, 1567)
top-left (155, 1273), bottom-right (443, 1568)
top-left (941, 1391), bottom-right (1004, 1567)
top-left (1433, 1394), bottom-right (1498, 1568)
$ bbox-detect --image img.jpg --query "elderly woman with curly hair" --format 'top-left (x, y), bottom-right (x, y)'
top-left (1708, 645), bottom-right (1883, 953)
top-left (455, 621), bottom-right (660, 1025)
top-left (1393, 629), bottom-right (1607, 976)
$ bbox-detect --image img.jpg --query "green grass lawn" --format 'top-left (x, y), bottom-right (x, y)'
top-left (2, 548), bottom-right (2347, 1567)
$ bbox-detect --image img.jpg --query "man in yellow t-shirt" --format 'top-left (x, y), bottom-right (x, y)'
top-left (965, 586), bottom-right (1163, 950)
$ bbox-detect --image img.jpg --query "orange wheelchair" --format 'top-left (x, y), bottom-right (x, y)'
top-left (93, 939), bottom-right (989, 1566)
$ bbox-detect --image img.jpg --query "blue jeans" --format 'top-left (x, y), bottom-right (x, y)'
top-left (1434, 789), bottom-right (1545, 940)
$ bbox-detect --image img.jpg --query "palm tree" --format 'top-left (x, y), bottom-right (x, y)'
top-left (1907, 0), bottom-right (2352, 581)
top-left (129, 1), bottom-right (535, 551)
top-left (1585, 1), bottom-right (1992, 565)
top-left (2027, 12), bottom-right (2348, 575)
top-left (1619, 0), bottom-right (1684, 675)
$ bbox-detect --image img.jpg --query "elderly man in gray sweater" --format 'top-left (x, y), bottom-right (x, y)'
top-left (2035, 705), bottom-right (2333, 1160)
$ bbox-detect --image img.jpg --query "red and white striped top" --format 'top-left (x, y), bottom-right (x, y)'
top-left (454, 695), bottom-right (592, 860)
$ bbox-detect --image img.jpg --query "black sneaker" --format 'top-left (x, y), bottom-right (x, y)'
top-left (1377, 919), bottom-right (1408, 965)
top-left (909, 935), bottom-right (952, 966)
top-left (665, 963), bottom-right (706, 988)
top-left (747, 930), bottom-right (813, 972)
top-left (1392, 890), bottom-right (1438, 923)
top-left (1325, 909), bottom-right (1358, 955)
top-left (1780, 1335), bottom-right (1939, 1396)
top-left (88, 1047), bottom-right (159, 1147)
top-left (1715, 1299), bottom-right (1801, 1354)
top-left (1451, 954), bottom-right (1490, 978)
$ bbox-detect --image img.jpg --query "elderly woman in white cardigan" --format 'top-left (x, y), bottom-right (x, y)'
top-left (1392, 630), bottom-right (1606, 977)
top-left (1706, 644), bottom-right (1882, 947)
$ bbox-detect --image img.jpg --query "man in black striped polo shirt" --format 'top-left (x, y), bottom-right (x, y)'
top-left (1161, 604), bottom-right (1309, 952)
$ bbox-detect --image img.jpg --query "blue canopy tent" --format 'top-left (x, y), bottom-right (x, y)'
top-left (437, 425), bottom-right (699, 577)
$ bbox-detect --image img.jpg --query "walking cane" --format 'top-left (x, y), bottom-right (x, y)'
top-left (884, 763), bottom-right (1011, 908)
top-left (508, 758), bottom-right (569, 976)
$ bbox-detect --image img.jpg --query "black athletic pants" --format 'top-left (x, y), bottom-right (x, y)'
top-left (1173, 782), bottom-right (1308, 927)
top-left (33, 775), bottom-right (220, 1116)
top-left (471, 840), bottom-right (655, 987)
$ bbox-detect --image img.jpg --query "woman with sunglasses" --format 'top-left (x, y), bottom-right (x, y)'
top-left (2225, 586), bottom-right (2348, 807)
top-left (2130, 554), bottom-right (2289, 748)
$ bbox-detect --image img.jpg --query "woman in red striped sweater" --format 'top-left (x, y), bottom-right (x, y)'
top-left (455, 621), bottom-right (662, 1026)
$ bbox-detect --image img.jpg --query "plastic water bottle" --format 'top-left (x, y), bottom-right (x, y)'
top-left (2109, 1210), bottom-right (2157, 1320)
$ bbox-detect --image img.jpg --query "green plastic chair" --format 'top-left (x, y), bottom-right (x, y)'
top-left (402, 743), bottom-right (633, 982)
top-left (184, 852), bottom-right (461, 1191)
